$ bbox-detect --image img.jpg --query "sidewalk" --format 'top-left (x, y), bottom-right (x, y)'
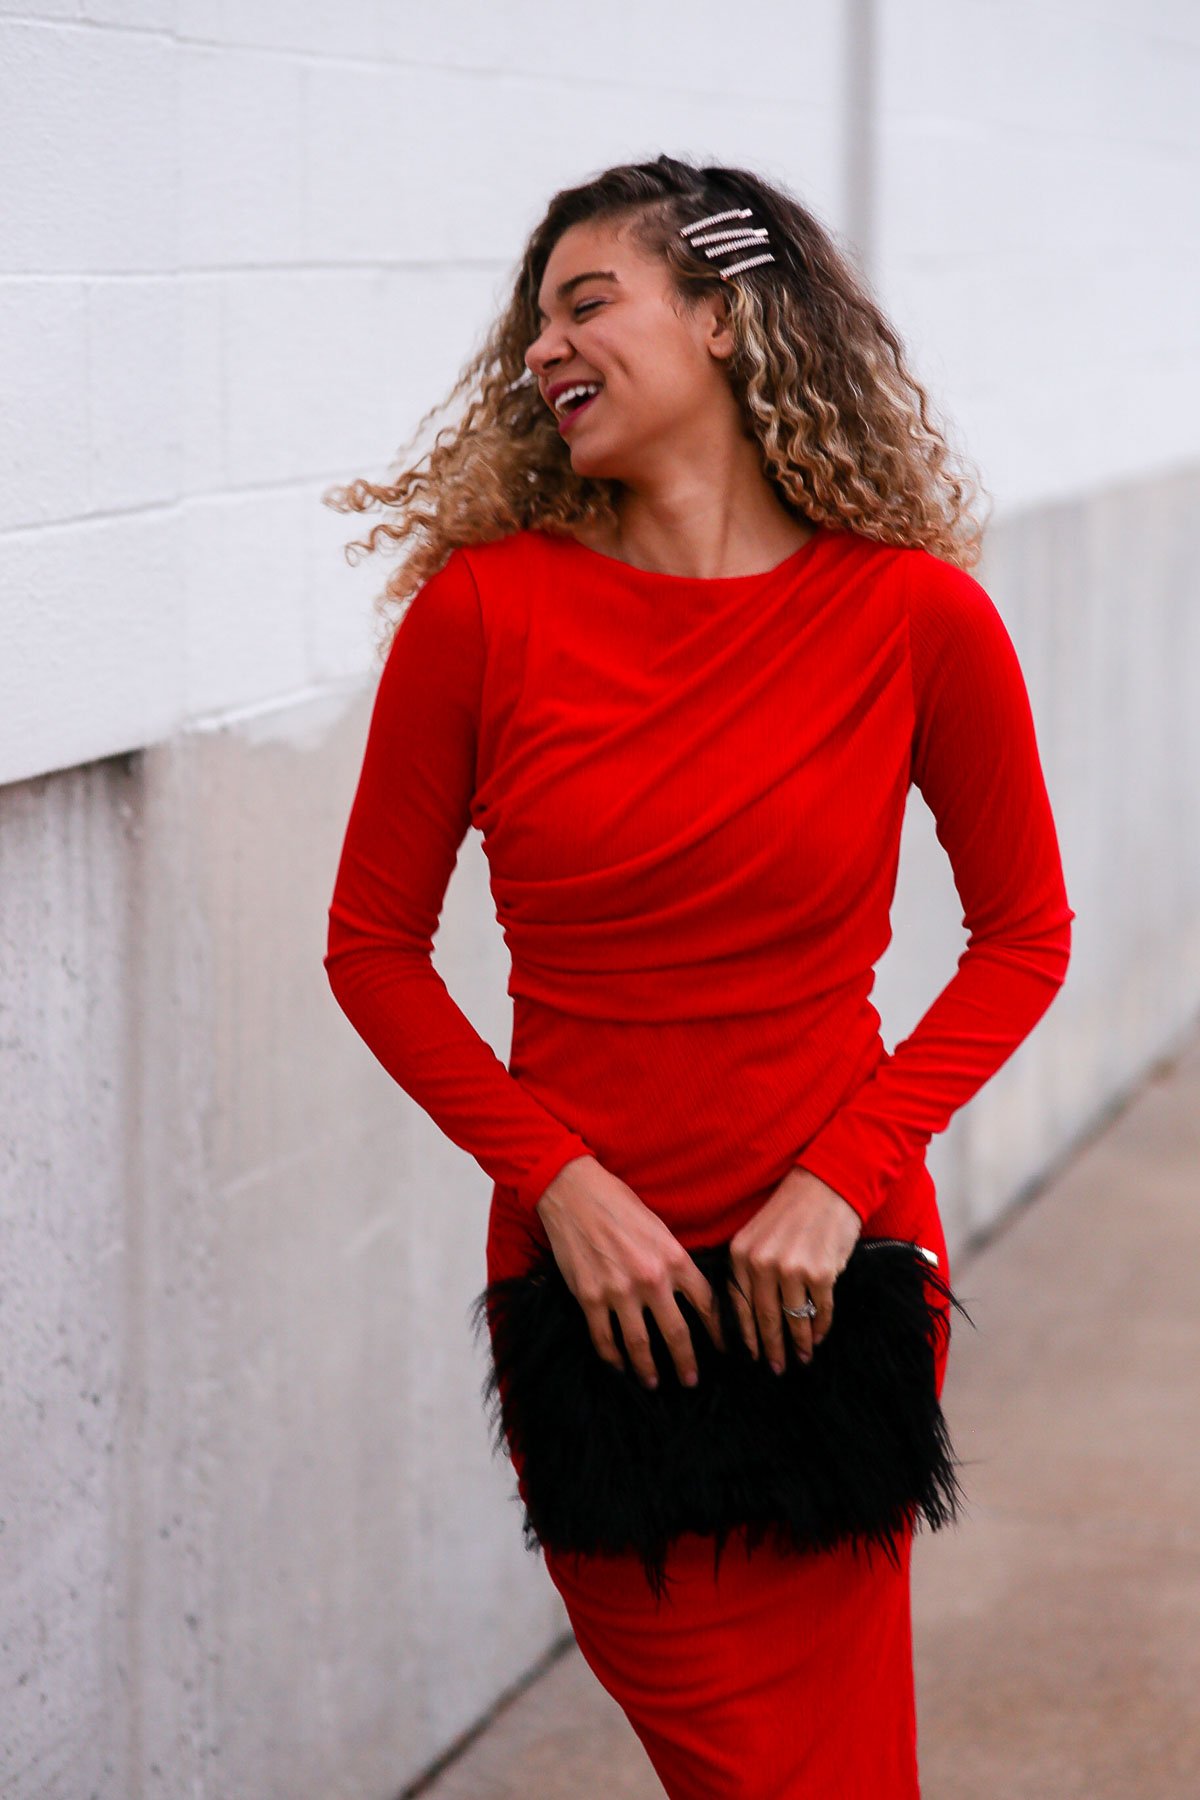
top-left (418, 1026), bottom-right (1200, 1799)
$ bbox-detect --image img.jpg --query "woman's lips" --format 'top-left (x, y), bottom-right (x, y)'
top-left (557, 389), bottom-right (601, 433)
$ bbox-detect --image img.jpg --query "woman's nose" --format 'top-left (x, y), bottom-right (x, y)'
top-left (526, 323), bottom-right (568, 376)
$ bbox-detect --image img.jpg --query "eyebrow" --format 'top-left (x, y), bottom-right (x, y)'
top-left (536, 269), bottom-right (619, 322)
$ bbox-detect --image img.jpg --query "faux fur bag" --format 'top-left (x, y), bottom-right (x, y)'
top-left (471, 1235), bottom-right (972, 1599)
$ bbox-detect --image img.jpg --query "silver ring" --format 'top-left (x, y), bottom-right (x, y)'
top-left (782, 1298), bottom-right (817, 1320)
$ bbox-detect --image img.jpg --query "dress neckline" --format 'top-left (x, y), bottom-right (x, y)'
top-left (541, 523), bottom-right (827, 587)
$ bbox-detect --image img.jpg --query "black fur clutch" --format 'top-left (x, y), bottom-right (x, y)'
top-left (471, 1235), bottom-right (972, 1600)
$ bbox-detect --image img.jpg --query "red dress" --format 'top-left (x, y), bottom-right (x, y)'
top-left (324, 523), bottom-right (1073, 1797)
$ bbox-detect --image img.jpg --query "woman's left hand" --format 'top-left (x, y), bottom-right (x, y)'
top-left (727, 1168), bottom-right (863, 1372)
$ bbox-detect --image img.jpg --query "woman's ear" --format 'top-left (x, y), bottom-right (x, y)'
top-left (703, 289), bottom-right (736, 361)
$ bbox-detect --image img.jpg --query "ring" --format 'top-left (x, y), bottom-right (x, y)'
top-left (782, 1298), bottom-right (817, 1320)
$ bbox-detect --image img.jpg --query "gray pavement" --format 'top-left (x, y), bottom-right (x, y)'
top-left (417, 1027), bottom-right (1200, 1799)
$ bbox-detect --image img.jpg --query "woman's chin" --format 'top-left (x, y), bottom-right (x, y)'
top-left (567, 437), bottom-right (629, 482)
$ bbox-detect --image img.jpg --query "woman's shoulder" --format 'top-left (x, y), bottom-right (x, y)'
top-left (871, 544), bottom-right (1019, 680)
top-left (456, 525), bottom-right (564, 583)
top-left (894, 543), bottom-right (999, 622)
top-left (892, 545), bottom-right (1033, 739)
top-left (431, 530), bottom-right (573, 649)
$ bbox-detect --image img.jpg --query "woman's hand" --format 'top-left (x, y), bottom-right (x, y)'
top-left (535, 1157), bottom-right (727, 1391)
top-left (727, 1167), bottom-right (863, 1372)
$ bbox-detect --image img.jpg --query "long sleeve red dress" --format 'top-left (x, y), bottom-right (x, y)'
top-left (323, 521), bottom-right (1074, 1799)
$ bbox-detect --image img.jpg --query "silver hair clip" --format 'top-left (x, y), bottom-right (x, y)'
top-left (678, 205), bottom-right (776, 277)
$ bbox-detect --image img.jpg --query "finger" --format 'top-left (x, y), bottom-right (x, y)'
top-left (811, 1281), bottom-right (835, 1349)
top-left (751, 1264), bottom-right (790, 1374)
top-left (676, 1267), bottom-right (727, 1355)
top-left (582, 1303), bottom-right (631, 1376)
top-left (651, 1292), bottom-right (702, 1388)
top-left (780, 1279), bottom-right (817, 1364)
top-left (613, 1304), bottom-right (662, 1391)
top-left (727, 1263), bottom-right (759, 1359)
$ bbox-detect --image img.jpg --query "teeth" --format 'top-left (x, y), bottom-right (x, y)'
top-left (554, 382), bottom-right (601, 415)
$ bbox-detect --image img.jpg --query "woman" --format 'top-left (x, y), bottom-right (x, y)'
top-left (322, 154), bottom-right (1074, 1797)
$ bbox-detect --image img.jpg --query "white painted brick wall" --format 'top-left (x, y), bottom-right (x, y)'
top-left (877, 0), bottom-right (1200, 513)
top-left (1, 0), bottom-right (1196, 785)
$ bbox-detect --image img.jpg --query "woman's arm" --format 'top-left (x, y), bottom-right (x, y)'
top-left (794, 553), bottom-right (1075, 1226)
top-left (323, 549), bottom-right (594, 1213)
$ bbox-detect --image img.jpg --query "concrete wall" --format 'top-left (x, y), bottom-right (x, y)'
top-left (4, 699), bottom-right (555, 1796)
top-left (3, 3), bottom-right (1198, 1796)
top-left (872, 0), bottom-right (1199, 515)
top-left (904, 468), bottom-right (1200, 1245)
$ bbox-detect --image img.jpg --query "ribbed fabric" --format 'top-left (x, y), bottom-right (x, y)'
top-left (323, 521), bottom-right (1073, 1796)
top-left (323, 522), bottom-right (1073, 1229)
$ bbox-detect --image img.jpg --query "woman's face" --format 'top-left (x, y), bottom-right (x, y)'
top-left (525, 216), bottom-right (735, 484)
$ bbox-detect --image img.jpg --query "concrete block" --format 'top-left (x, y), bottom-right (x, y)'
top-left (0, 19), bottom-right (173, 274)
top-left (0, 510), bottom-right (185, 787)
top-left (180, 490), bottom-right (312, 718)
top-left (0, 280), bottom-right (89, 531)
top-left (223, 271), bottom-right (395, 485)
top-left (178, 41), bottom-right (304, 268)
top-left (84, 0), bottom-right (175, 28)
top-left (88, 277), bottom-right (181, 513)
top-left (178, 0), bottom-right (384, 59)
top-left (179, 275), bottom-right (226, 494)
top-left (380, 0), bottom-right (842, 105)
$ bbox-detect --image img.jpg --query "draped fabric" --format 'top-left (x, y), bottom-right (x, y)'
top-left (324, 523), bottom-right (1073, 1233)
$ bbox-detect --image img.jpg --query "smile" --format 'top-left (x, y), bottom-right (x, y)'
top-left (557, 389), bottom-right (602, 433)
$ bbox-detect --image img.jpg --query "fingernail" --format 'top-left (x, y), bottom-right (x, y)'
top-left (683, 1371), bottom-right (698, 1387)
top-left (770, 1358), bottom-right (784, 1376)
top-left (646, 1376), bottom-right (658, 1389)
top-left (800, 1351), bottom-right (812, 1365)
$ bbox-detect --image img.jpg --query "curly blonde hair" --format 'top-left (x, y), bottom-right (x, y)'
top-left (322, 153), bottom-right (990, 658)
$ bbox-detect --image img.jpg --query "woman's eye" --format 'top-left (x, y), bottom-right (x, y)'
top-left (573, 299), bottom-right (602, 317)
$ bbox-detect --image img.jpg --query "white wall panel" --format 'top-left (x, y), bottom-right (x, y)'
top-left (873, 0), bottom-right (1200, 516)
top-left (1, 0), bottom-right (847, 786)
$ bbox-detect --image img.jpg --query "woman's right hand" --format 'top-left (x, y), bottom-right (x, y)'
top-left (535, 1156), bottom-right (727, 1391)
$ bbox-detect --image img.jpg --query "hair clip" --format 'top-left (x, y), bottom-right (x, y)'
top-left (678, 205), bottom-right (776, 277)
